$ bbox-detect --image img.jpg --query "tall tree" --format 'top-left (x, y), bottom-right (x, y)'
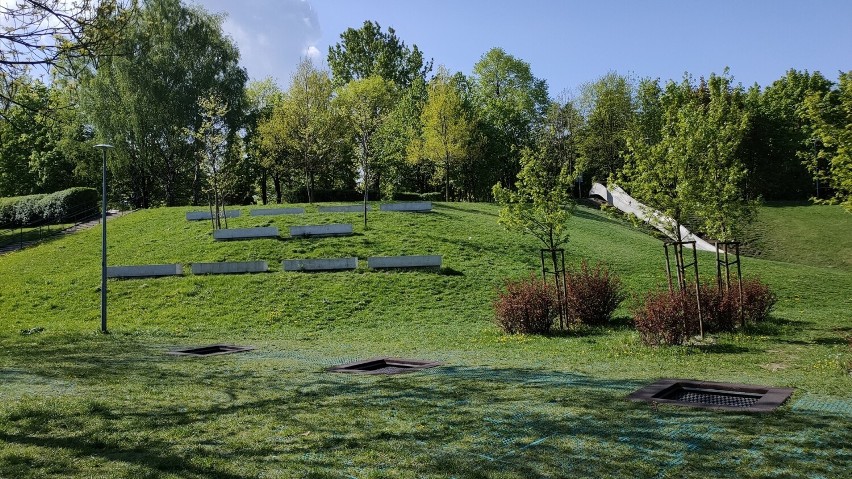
top-left (577, 72), bottom-right (635, 183)
top-left (327, 20), bottom-right (431, 88)
top-left (471, 47), bottom-right (549, 188)
top-left (804, 71), bottom-right (852, 211)
top-left (739, 69), bottom-right (833, 200)
top-left (83, 0), bottom-right (247, 208)
top-left (373, 75), bottom-right (428, 199)
top-left (334, 75), bottom-right (394, 227)
top-left (244, 78), bottom-right (283, 204)
top-left (279, 59), bottom-right (336, 204)
top-left (419, 66), bottom-right (474, 201)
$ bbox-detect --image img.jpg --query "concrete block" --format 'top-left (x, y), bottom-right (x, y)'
top-left (250, 207), bottom-right (305, 216)
top-left (368, 255), bottom-right (442, 269)
top-left (191, 261), bottom-right (268, 275)
top-left (379, 202), bottom-right (432, 212)
top-left (318, 205), bottom-right (366, 213)
top-left (289, 223), bottom-right (352, 237)
top-left (107, 264), bottom-right (183, 278)
top-left (213, 227), bottom-right (278, 240)
top-left (186, 210), bottom-right (240, 221)
top-left (282, 257), bottom-right (358, 272)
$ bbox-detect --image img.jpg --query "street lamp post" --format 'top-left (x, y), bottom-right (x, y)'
top-left (94, 144), bottom-right (114, 334)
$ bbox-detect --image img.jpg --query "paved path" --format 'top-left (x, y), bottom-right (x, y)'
top-left (0, 210), bottom-right (132, 255)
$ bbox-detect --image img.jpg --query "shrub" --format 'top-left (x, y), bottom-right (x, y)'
top-left (698, 283), bottom-right (738, 333)
top-left (633, 289), bottom-right (697, 346)
top-left (563, 260), bottom-right (624, 326)
top-left (734, 278), bottom-right (777, 324)
top-left (39, 187), bottom-right (99, 223)
top-left (494, 275), bottom-right (557, 335)
top-left (0, 188), bottom-right (98, 228)
top-left (634, 278), bottom-right (777, 346)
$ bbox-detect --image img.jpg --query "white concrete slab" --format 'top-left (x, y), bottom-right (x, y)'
top-left (589, 182), bottom-right (717, 252)
top-left (318, 205), bottom-right (366, 213)
top-left (282, 257), bottom-right (358, 271)
top-left (213, 227), bottom-right (279, 240)
top-left (289, 223), bottom-right (353, 237)
top-left (250, 207), bottom-right (305, 216)
top-left (379, 202), bottom-right (432, 212)
top-left (191, 261), bottom-right (268, 275)
top-left (368, 255), bottom-right (442, 269)
top-left (186, 210), bottom-right (240, 221)
top-left (107, 264), bottom-right (183, 278)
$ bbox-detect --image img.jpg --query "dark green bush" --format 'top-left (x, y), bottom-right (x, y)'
top-left (39, 187), bottom-right (99, 223)
top-left (0, 188), bottom-right (98, 227)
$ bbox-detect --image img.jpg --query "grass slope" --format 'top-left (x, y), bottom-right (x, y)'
top-left (0, 202), bottom-right (849, 478)
top-left (742, 202), bottom-right (852, 271)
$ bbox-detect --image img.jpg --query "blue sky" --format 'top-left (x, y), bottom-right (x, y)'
top-left (192, 0), bottom-right (851, 94)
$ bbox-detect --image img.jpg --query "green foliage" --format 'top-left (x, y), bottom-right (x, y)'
top-left (327, 20), bottom-right (431, 88)
top-left (804, 71), bottom-right (852, 210)
top-left (577, 72), bottom-right (635, 183)
top-left (334, 76), bottom-right (395, 221)
top-left (493, 146), bottom-right (575, 252)
top-left (0, 187), bottom-right (97, 227)
top-left (471, 47), bottom-right (549, 187)
top-left (83, 0), bottom-right (247, 208)
top-left (621, 71), bottom-right (752, 240)
top-left (740, 69), bottom-right (833, 200)
top-left (418, 66), bottom-right (475, 201)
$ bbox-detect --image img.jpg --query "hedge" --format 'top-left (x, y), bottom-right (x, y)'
top-left (0, 187), bottom-right (99, 228)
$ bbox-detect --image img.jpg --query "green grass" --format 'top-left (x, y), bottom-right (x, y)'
top-left (1, 202), bottom-right (850, 478)
top-left (0, 222), bottom-right (75, 248)
top-left (742, 201), bottom-right (852, 271)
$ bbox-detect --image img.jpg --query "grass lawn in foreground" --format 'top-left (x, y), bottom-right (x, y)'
top-left (0, 202), bottom-right (849, 478)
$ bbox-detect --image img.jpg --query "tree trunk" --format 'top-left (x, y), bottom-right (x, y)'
top-left (273, 174), bottom-right (282, 204)
top-left (260, 169), bottom-right (268, 205)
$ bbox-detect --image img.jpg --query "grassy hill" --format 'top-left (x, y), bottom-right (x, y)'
top-left (0, 202), bottom-right (849, 478)
top-left (742, 202), bottom-right (852, 271)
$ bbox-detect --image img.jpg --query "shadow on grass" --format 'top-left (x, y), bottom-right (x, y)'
top-left (1, 337), bottom-right (849, 478)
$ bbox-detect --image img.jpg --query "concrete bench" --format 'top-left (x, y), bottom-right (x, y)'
top-left (107, 264), bottom-right (183, 278)
top-left (191, 261), bottom-right (268, 275)
top-left (368, 255), bottom-right (442, 269)
top-left (250, 207), bottom-right (305, 216)
top-left (186, 210), bottom-right (240, 221)
top-left (282, 257), bottom-right (358, 272)
top-left (213, 227), bottom-right (279, 241)
top-left (289, 223), bottom-right (352, 237)
top-left (318, 205), bottom-right (367, 213)
top-left (379, 202), bottom-right (431, 212)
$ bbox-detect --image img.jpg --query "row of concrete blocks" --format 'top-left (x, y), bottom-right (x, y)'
top-left (106, 255), bottom-right (442, 278)
top-left (211, 224), bottom-right (353, 240)
top-left (185, 202), bottom-right (432, 221)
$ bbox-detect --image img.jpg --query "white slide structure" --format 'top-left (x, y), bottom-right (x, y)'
top-left (589, 182), bottom-right (718, 252)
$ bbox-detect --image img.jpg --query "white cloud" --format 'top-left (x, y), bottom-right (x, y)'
top-left (191, 0), bottom-right (321, 84)
top-left (304, 45), bottom-right (321, 59)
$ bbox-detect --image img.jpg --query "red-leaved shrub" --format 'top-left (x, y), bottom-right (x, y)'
top-left (734, 278), bottom-right (777, 324)
top-left (494, 275), bottom-right (557, 334)
top-left (564, 260), bottom-right (625, 326)
top-left (633, 289), bottom-right (698, 346)
top-left (634, 278), bottom-right (777, 346)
